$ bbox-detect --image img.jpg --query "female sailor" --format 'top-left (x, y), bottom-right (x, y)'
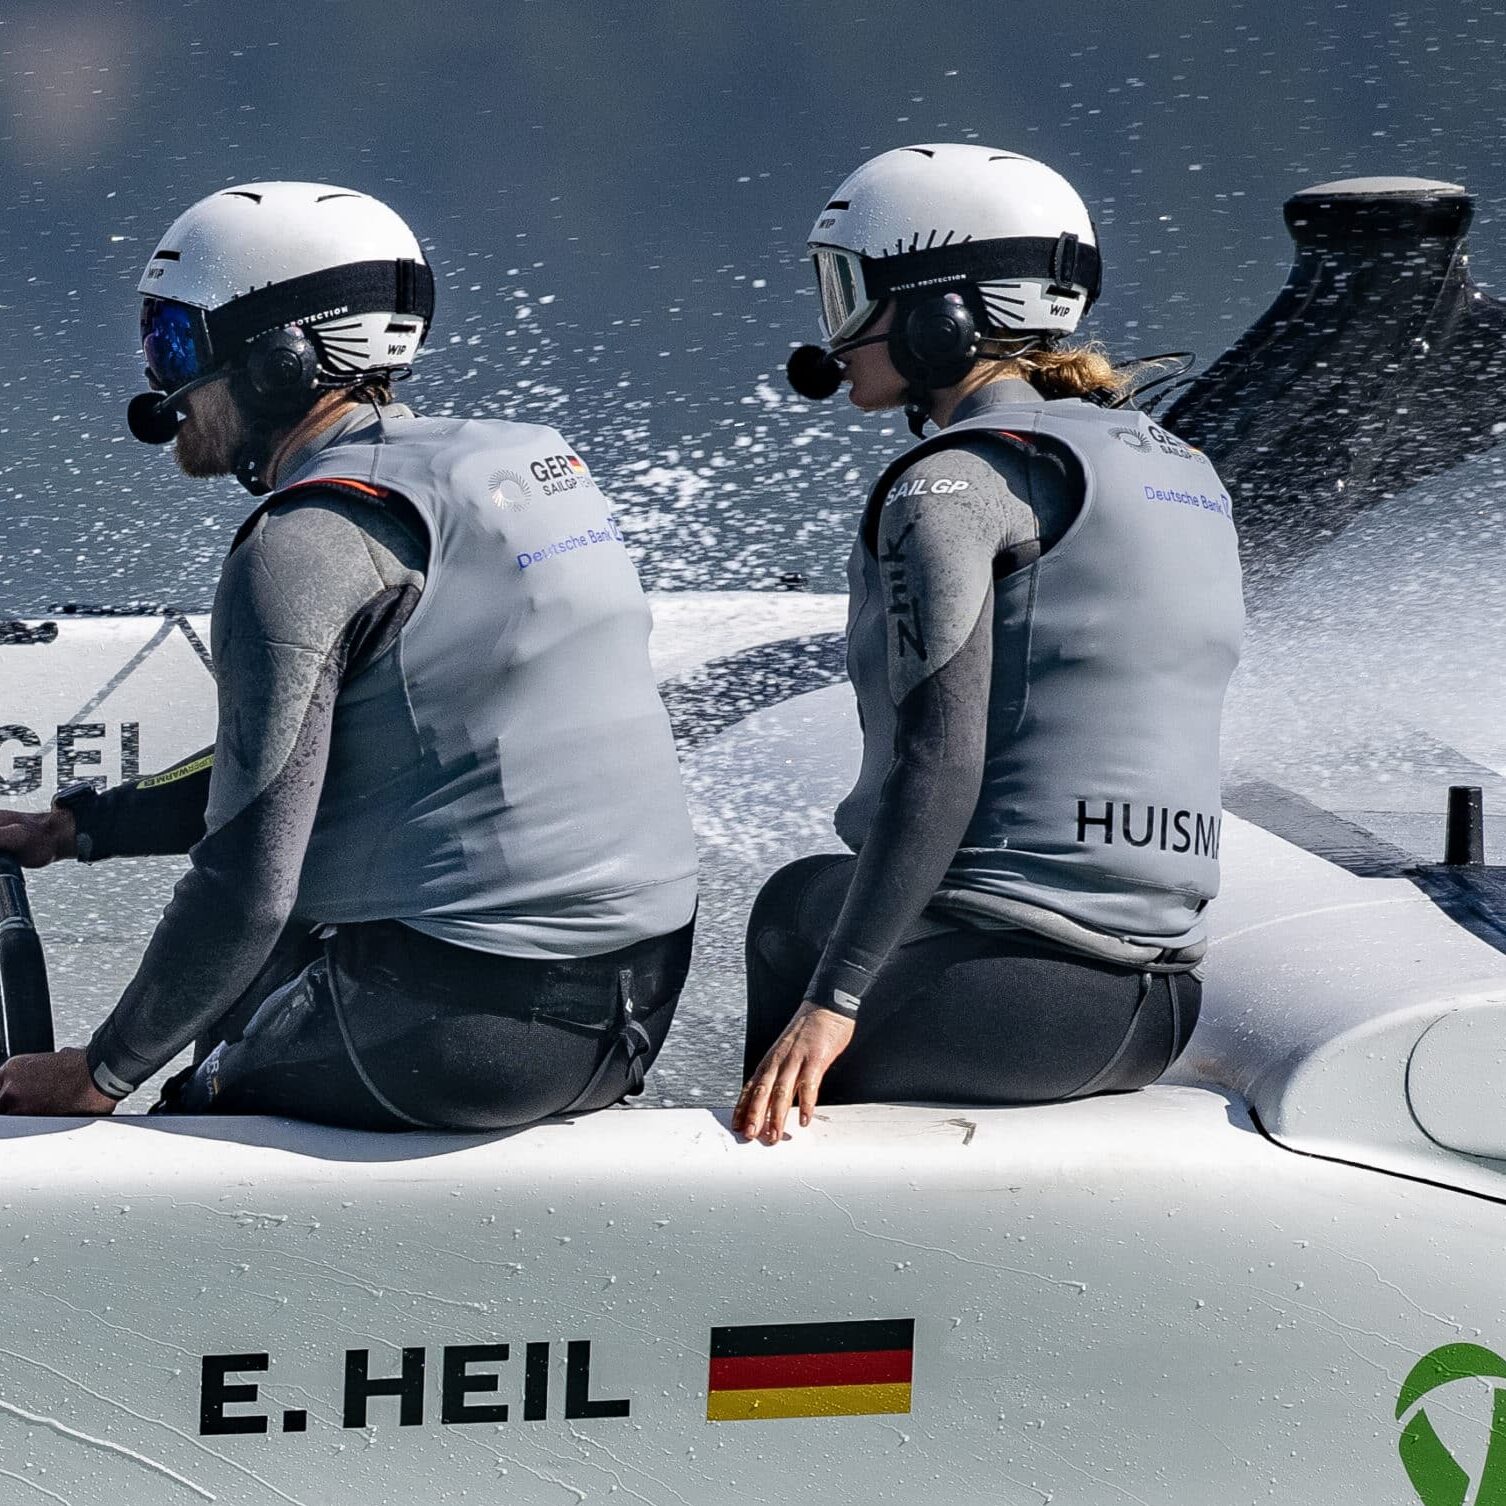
top-left (735, 145), bottom-right (1244, 1143)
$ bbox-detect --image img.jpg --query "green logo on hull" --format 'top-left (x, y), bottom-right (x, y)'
top-left (1397, 1344), bottom-right (1506, 1506)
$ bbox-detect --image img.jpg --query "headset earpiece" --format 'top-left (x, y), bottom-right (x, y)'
top-left (237, 325), bottom-right (319, 417)
top-left (889, 288), bottom-right (985, 391)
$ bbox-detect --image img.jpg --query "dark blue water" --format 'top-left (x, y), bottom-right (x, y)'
top-left (4, 0), bottom-right (1506, 608)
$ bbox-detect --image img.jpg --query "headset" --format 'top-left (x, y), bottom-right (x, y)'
top-left (234, 326), bottom-right (322, 418)
top-left (786, 285), bottom-right (997, 433)
top-left (128, 326), bottom-right (322, 445)
top-left (887, 286), bottom-right (988, 391)
top-left (128, 258), bottom-right (434, 448)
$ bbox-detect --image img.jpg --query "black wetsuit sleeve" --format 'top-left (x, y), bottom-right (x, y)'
top-left (806, 439), bottom-right (1059, 1016)
top-left (70, 749), bottom-right (214, 861)
top-left (84, 492), bottom-right (425, 1097)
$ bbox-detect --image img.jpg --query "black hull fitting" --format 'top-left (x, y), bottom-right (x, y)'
top-left (1164, 176), bottom-right (1506, 588)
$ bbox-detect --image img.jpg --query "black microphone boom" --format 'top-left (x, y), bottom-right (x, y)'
top-left (126, 367), bottom-right (224, 445)
top-left (785, 344), bottom-right (844, 400)
top-left (126, 392), bottom-right (181, 445)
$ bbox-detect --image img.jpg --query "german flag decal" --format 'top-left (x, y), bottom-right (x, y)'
top-left (706, 1319), bottom-right (914, 1422)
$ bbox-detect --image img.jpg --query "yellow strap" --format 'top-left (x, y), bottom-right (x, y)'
top-left (135, 751), bottom-right (215, 790)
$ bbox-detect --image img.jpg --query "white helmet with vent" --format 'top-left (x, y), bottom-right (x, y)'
top-left (807, 144), bottom-right (1100, 344)
top-left (136, 182), bottom-right (433, 394)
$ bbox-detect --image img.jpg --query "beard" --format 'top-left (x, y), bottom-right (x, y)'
top-left (172, 378), bottom-right (247, 478)
top-left (173, 422), bottom-right (232, 477)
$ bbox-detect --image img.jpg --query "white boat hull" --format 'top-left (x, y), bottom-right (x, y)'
top-left (0, 1087), bottom-right (1493, 1506)
top-left (4, 594), bottom-right (1506, 1503)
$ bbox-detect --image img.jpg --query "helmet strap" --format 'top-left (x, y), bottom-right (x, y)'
top-left (225, 362), bottom-right (289, 496)
top-left (227, 346), bottom-right (376, 494)
top-left (905, 390), bottom-right (930, 438)
top-left (977, 332), bottom-right (1054, 362)
top-left (228, 390), bottom-right (327, 497)
top-left (232, 421), bottom-right (279, 497)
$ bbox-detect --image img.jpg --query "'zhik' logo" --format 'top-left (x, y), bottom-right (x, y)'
top-left (1397, 1344), bottom-right (1506, 1505)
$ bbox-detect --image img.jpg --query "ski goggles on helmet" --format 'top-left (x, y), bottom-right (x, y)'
top-left (140, 297), bottom-right (214, 392)
top-left (811, 247), bottom-right (880, 344)
top-left (811, 234), bottom-right (1106, 347)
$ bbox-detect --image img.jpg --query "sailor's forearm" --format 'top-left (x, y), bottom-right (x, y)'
top-left (70, 748), bottom-right (213, 861)
top-left (84, 806), bottom-right (304, 1095)
top-left (807, 752), bottom-right (981, 1013)
top-left (807, 635), bottom-right (989, 1014)
top-left (86, 647), bottom-right (344, 1094)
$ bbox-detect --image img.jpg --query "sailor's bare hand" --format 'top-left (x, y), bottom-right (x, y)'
top-left (0, 806), bottom-right (76, 868)
top-left (733, 1002), bottom-right (855, 1144)
top-left (0, 1049), bottom-right (117, 1116)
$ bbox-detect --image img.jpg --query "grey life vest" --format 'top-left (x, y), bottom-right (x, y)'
top-left (246, 406), bottom-right (697, 959)
top-left (838, 386), bottom-right (1244, 951)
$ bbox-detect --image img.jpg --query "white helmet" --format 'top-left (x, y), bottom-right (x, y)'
top-left (807, 144), bottom-right (1100, 346)
top-left (135, 182), bottom-right (434, 401)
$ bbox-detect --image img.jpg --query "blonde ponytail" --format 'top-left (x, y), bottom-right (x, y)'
top-left (1010, 343), bottom-right (1132, 400)
top-left (958, 340), bottom-right (1138, 402)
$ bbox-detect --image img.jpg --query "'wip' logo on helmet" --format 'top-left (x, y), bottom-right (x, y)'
top-left (1396, 1343), bottom-right (1506, 1505)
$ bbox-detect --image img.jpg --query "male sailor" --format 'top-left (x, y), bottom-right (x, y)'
top-left (0, 183), bottom-right (698, 1129)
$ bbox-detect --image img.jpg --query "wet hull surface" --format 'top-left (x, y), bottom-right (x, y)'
top-left (5, 594), bottom-right (1506, 1502)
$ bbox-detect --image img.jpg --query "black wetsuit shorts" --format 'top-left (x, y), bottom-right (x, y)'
top-left (745, 856), bottom-right (1197, 1105)
top-left (161, 917), bottom-right (694, 1132)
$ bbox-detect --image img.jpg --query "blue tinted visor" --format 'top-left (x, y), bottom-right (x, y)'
top-left (140, 298), bottom-right (212, 391)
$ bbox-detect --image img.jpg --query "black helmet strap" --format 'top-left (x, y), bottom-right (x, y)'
top-left (859, 233), bottom-right (1102, 310)
top-left (203, 258), bottom-right (435, 368)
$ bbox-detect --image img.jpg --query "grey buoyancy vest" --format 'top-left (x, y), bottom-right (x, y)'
top-left (251, 407), bottom-right (697, 959)
top-left (838, 391), bottom-right (1244, 950)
